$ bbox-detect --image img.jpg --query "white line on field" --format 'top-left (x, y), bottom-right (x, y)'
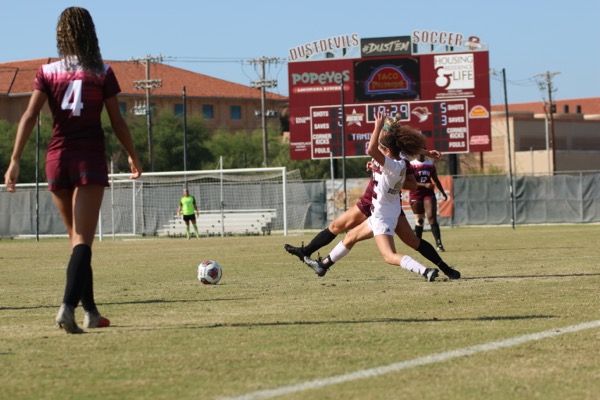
top-left (221, 319), bottom-right (600, 400)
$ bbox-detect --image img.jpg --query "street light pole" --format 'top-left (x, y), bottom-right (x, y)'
top-left (340, 81), bottom-right (347, 211)
top-left (182, 86), bottom-right (188, 185)
top-left (502, 68), bottom-right (516, 229)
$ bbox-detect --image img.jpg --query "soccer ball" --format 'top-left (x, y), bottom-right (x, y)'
top-left (197, 260), bottom-right (222, 285)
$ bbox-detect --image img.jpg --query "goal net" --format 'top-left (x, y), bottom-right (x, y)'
top-left (100, 167), bottom-right (310, 237)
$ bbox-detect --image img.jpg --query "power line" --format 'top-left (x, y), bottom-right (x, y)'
top-left (535, 71), bottom-right (560, 174)
top-left (167, 57), bottom-right (249, 64)
top-left (132, 54), bottom-right (164, 172)
top-left (248, 57), bottom-right (285, 167)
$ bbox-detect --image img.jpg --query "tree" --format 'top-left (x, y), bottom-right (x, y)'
top-left (0, 119), bottom-right (16, 179)
top-left (151, 111), bottom-right (212, 171)
top-left (205, 129), bottom-right (264, 169)
top-left (0, 114), bottom-right (52, 184)
top-left (102, 112), bottom-right (139, 174)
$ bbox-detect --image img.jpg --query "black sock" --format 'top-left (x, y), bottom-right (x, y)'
top-left (414, 225), bottom-right (424, 239)
top-left (416, 239), bottom-right (450, 271)
top-left (431, 223), bottom-right (442, 246)
top-left (62, 244), bottom-right (92, 309)
top-left (303, 228), bottom-right (337, 257)
top-left (81, 265), bottom-right (97, 313)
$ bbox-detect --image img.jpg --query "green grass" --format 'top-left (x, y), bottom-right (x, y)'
top-left (1, 225), bottom-right (599, 399)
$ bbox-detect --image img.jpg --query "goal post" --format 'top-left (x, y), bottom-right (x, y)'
top-left (102, 167), bottom-right (310, 237)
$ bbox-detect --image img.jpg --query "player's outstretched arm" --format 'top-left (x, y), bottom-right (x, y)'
top-left (422, 149), bottom-right (442, 159)
top-left (367, 112), bottom-right (386, 166)
top-left (105, 96), bottom-right (142, 179)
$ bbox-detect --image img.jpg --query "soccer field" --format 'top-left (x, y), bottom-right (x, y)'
top-left (1, 225), bottom-right (599, 400)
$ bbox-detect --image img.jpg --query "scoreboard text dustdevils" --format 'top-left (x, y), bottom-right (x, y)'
top-left (287, 36), bottom-right (491, 160)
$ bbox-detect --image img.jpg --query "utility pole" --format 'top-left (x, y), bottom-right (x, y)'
top-left (249, 57), bottom-right (282, 167)
top-left (536, 71), bottom-right (560, 174)
top-left (133, 54), bottom-right (163, 171)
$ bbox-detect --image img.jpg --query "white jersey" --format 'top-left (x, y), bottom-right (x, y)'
top-left (368, 155), bottom-right (407, 235)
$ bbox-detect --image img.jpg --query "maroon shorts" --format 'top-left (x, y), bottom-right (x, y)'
top-left (409, 189), bottom-right (436, 204)
top-left (46, 154), bottom-right (109, 191)
top-left (356, 196), bottom-right (372, 218)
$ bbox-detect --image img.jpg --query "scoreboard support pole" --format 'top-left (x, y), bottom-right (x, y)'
top-left (449, 154), bottom-right (458, 176)
top-left (340, 82), bottom-right (347, 211)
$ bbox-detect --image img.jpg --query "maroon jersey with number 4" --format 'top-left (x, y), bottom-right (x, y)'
top-left (34, 59), bottom-right (121, 161)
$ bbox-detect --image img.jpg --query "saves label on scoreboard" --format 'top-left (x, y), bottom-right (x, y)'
top-left (309, 99), bottom-right (469, 159)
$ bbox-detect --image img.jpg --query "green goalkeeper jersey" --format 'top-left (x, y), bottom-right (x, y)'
top-left (180, 195), bottom-right (196, 216)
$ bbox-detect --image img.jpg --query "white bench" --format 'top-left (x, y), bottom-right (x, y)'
top-left (156, 209), bottom-right (277, 237)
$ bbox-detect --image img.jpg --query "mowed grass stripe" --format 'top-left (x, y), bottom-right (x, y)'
top-left (223, 319), bottom-right (600, 400)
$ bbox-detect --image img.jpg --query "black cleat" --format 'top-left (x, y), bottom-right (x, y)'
top-left (439, 265), bottom-right (461, 280)
top-left (437, 245), bottom-right (446, 252)
top-left (423, 268), bottom-right (439, 282)
top-left (303, 256), bottom-right (329, 277)
top-left (284, 243), bottom-right (306, 262)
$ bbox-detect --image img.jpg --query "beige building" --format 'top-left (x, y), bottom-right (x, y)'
top-left (463, 98), bottom-right (600, 175)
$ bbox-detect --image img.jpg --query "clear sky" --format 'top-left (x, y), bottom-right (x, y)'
top-left (2, 0), bottom-right (598, 105)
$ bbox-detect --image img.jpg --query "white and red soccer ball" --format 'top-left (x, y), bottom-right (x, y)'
top-left (197, 260), bottom-right (222, 285)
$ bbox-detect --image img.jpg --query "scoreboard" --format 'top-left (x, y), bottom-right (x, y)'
top-left (287, 38), bottom-right (491, 160)
top-left (309, 99), bottom-right (472, 159)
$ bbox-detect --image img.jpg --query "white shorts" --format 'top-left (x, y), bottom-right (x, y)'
top-left (367, 215), bottom-right (397, 236)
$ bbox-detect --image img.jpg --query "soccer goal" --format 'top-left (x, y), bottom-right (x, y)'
top-left (100, 167), bottom-right (310, 237)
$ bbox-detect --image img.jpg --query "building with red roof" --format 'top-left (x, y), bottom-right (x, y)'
top-left (0, 58), bottom-right (288, 133)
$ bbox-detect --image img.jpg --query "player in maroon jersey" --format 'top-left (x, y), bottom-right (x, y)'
top-left (284, 119), bottom-right (460, 280)
top-left (409, 153), bottom-right (448, 252)
top-left (4, 7), bottom-right (142, 333)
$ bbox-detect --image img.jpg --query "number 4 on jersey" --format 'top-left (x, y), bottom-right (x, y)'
top-left (61, 79), bottom-right (84, 116)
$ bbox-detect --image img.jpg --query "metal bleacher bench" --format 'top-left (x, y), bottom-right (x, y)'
top-left (156, 209), bottom-right (277, 237)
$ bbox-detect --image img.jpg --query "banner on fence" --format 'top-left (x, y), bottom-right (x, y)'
top-left (327, 175), bottom-right (454, 221)
top-left (437, 175), bottom-right (454, 218)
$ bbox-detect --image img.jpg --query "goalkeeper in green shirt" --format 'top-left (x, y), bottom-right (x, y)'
top-left (177, 187), bottom-right (200, 239)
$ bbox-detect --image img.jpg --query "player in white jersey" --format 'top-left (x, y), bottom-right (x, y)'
top-left (304, 113), bottom-right (439, 281)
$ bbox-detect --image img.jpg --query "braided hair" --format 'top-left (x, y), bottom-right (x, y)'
top-left (56, 7), bottom-right (103, 74)
top-left (380, 114), bottom-right (426, 159)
